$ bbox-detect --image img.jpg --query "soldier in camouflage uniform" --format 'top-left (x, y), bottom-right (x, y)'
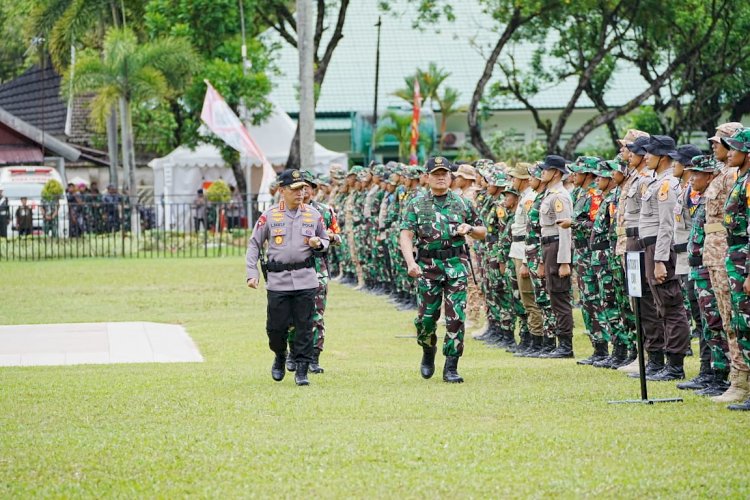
top-left (364, 165), bottom-right (386, 291)
top-left (400, 156), bottom-right (486, 383)
top-left (569, 157), bottom-right (605, 363)
top-left (680, 156), bottom-right (731, 396)
top-left (396, 167), bottom-right (424, 310)
top-left (351, 168), bottom-right (370, 289)
top-left (721, 128), bottom-right (750, 410)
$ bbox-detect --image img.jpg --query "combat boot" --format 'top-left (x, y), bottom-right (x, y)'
top-left (544, 335), bottom-right (574, 359)
top-left (647, 353), bottom-right (685, 381)
top-left (443, 356), bottom-right (464, 383)
top-left (577, 341), bottom-right (608, 366)
top-left (594, 341), bottom-right (624, 368)
top-left (294, 362), bottom-right (310, 386)
top-left (695, 370), bottom-right (729, 397)
top-left (628, 350), bottom-right (664, 378)
top-left (483, 325), bottom-right (503, 346)
top-left (488, 329), bottom-right (512, 348)
top-left (618, 351), bottom-right (640, 373)
top-left (309, 348), bottom-right (325, 374)
top-left (676, 359), bottom-right (713, 390)
top-left (420, 345), bottom-right (437, 379)
top-left (516, 334), bottom-right (542, 357)
top-left (609, 342), bottom-right (632, 369)
top-left (711, 369), bottom-right (750, 403)
top-left (532, 336), bottom-right (556, 357)
top-left (727, 397), bottom-right (750, 411)
top-left (503, 330), bottom-right (517, 351)
top-left (509, 329), bottom-right (530, 353)
top-left (286, 351), bottom-right (297, 372)
top-left (271, 351), bottom-right (286, 382)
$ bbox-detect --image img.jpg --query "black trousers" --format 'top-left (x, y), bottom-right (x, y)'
top-left (266, 288), bottom-right (316, 363)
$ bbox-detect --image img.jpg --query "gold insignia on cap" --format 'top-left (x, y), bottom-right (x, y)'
top-left (435, 157), bottom-right (443, 165)
top-left (292, 170), bottom-right (301, 179)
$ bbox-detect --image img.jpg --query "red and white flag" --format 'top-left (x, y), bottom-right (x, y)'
top-left (200, 80), bottom-right (275, 193)
top-left (409, 79), bottom-right (421, 165)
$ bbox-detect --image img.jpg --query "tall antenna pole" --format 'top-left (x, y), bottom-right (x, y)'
top-left (371, 16), bottom-right (382, 162)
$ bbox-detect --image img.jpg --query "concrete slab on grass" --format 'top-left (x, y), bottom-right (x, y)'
top-left (0, 322), bottom-right (203, 367)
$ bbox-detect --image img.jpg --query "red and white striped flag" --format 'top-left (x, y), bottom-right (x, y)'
top-left (409, 79), bottom-right (421, 165)
top-left (200, 80), bottom-right (275, 193)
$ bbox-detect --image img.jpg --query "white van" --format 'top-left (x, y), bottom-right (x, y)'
top-left (0, 166), bottom-right (69, 237)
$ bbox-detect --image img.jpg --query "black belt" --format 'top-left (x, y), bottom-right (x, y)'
top-left (513, 235), bottom-right (525, 242)
top-left (591, 240), bottom-right (610, 251)
top-left (574, 238), bottom-right (589, 250)
top-left (419, 246), bottom-right (463, 259)
top-left (673, 242), bottom-right (688, 253)
top-left (727, 234), bottom-right (748, 247)
top-left (639, 236), bottom-right (657, 247)
top-left (626, 227), bottom-right (639, 237)
top-left (267, 256), bottom-right (315, 272)
top-left (541, 235), bottom-right (559, 245)
top-left (688, 255), bottom-right (703, 267)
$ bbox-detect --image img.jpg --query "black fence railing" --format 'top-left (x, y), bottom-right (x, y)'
top-left (0, 201), bottom-right (259, 261)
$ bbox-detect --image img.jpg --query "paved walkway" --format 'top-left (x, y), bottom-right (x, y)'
top-left (0, 322), bottom-right (203, 367)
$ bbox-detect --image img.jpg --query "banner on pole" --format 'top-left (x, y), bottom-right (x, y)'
top-left (409, 79), bottom-right (421, 165)
top-left (200, 80), bottom-right (275, 194)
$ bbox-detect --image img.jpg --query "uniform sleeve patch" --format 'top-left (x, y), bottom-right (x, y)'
top-left (554, 199), bottom-right (564, 213)
top-left (256, 214), bottom-right (266, 227)
top-left (658, 180), bottom-right (670, 201)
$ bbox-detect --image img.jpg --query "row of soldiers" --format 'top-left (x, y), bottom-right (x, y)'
top-left (274, 122), bottom-right (750, 410)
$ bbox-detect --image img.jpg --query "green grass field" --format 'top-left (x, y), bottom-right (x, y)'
top-left (2, 258), bottom-right (748, 498)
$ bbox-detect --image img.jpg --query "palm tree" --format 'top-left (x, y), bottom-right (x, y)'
top-left (64, 26), bottom-right (196, 232)
top-left (435, 86), bottom-right (462, 150)
top-left (373, 110), bottom-right (433, 162)
top-left (418, 62), bottom-right (450, 109)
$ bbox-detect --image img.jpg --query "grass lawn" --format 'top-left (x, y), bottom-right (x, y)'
top-left (1, 258), bottom-right (748, 498)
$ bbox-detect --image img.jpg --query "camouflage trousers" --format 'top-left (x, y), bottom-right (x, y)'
top-left (415, 274), bottom-right (468, 357)
top-left (613, 255), bottom-right (636, 348)
top-left (466, 244), bottom-right (484, 324)
top-left (724, 246), bottom-right (750, 370)
top-left (575, 248), bottom-right (602, 342)
top-left (484, 260), bottom-right (506, 324)
top-left (389, 227), bottom-right (409, 294)
top-left (690, 266), bottom-right (729, 371)
top-left (591, 248), bottom-right (623, 345)
top-left (353, 225), bottom-right (368, 283)
top-left (708, 264), bottom-right (747, 372)
top-left (527, 245), bottom-right (557, 338)
top-left (339, 228), bottom-right (354, 275)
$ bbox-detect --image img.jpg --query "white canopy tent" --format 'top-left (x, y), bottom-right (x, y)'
top-left (148, 102), bottom-right (348, 230)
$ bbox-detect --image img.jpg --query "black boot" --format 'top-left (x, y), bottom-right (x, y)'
top-left (443, 356), bottom-right (464, 383)
top-left (531, 336), bottom-right (556, 357)
top-left (694, 370), bottom-right (730, 396)
top-left (647, 353), bottom-right (685, 381)
top-left (577, 341), bottom-right (608, 366)
top-left (509, 329), bottom-right (530, 353)
top-left (295, 362), bottom-right (310, 386)
top-left (503, 330), bottom-right (517, 351)
top-left (608, 342), bottom-right (631, 369)
top-left (516, 335), bottom-right (542, 357)
top-left (286, 351), bottom-right (297, 372)
top-left (594, 340), bottom-right (625, 368)
top-left (474, 321), bottom-right (495, 341)
top-left (420, 345), bottom-right (437, 379)
top-left (483, 326), bottom-right (503, 346)
top-left (272, 351), bottom-right (286, 381)
top-left (676, 360), bottom-right (712, 390)
top-left (628, 350), bottom-right (664, 378)
top-left (544, 335), bottom-right (574, 359)
top-left (488, 329), bottom-right (512, 348)
top-left (727, 397), bottom-right (750, 411)
top-left (310, 348), bottom-right (325, 374)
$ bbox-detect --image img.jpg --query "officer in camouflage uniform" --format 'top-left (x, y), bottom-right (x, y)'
top-left (569, 156), bottom-right (604, 363)
top-left (680, 155), bottom-right (731, 396)
top-left (721, 128), bottom-right (750, 410)
top-left (400, 156), bottom-right (486, 383)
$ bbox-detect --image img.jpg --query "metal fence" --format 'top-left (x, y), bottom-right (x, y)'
top-left (0, 201), bottom-right (260, 261)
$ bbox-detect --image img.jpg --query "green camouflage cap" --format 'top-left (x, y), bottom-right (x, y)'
top-left (474, 158), bottom-right (494, 171)
top-left (722, 128), bottom-right (750, 153)
top-left (316, 174), bottom-right (331, 187)
top-left (347, 165), bottom-right (364, 177)
top-left (386, 173), bottom-right (400, 185)
top-left (489, 170), bottom-right (508, 187)
top-left (300, 169), bottom-right (317, 186)
top-left (404, 166), bottom-right (422, 179)
top-left (528, 162), bottom-right (544, 180)
top-left (594, 160), bottom-right (618, 179)
top-left (574, 156), bottom-right (602, 174)
top-left (371, 164), bottom-right (386, 177)
top-left (684, 155), bottom-right (719, 173)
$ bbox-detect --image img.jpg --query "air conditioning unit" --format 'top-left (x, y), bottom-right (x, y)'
top-left (442, 131), bottom-right (466, 149)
